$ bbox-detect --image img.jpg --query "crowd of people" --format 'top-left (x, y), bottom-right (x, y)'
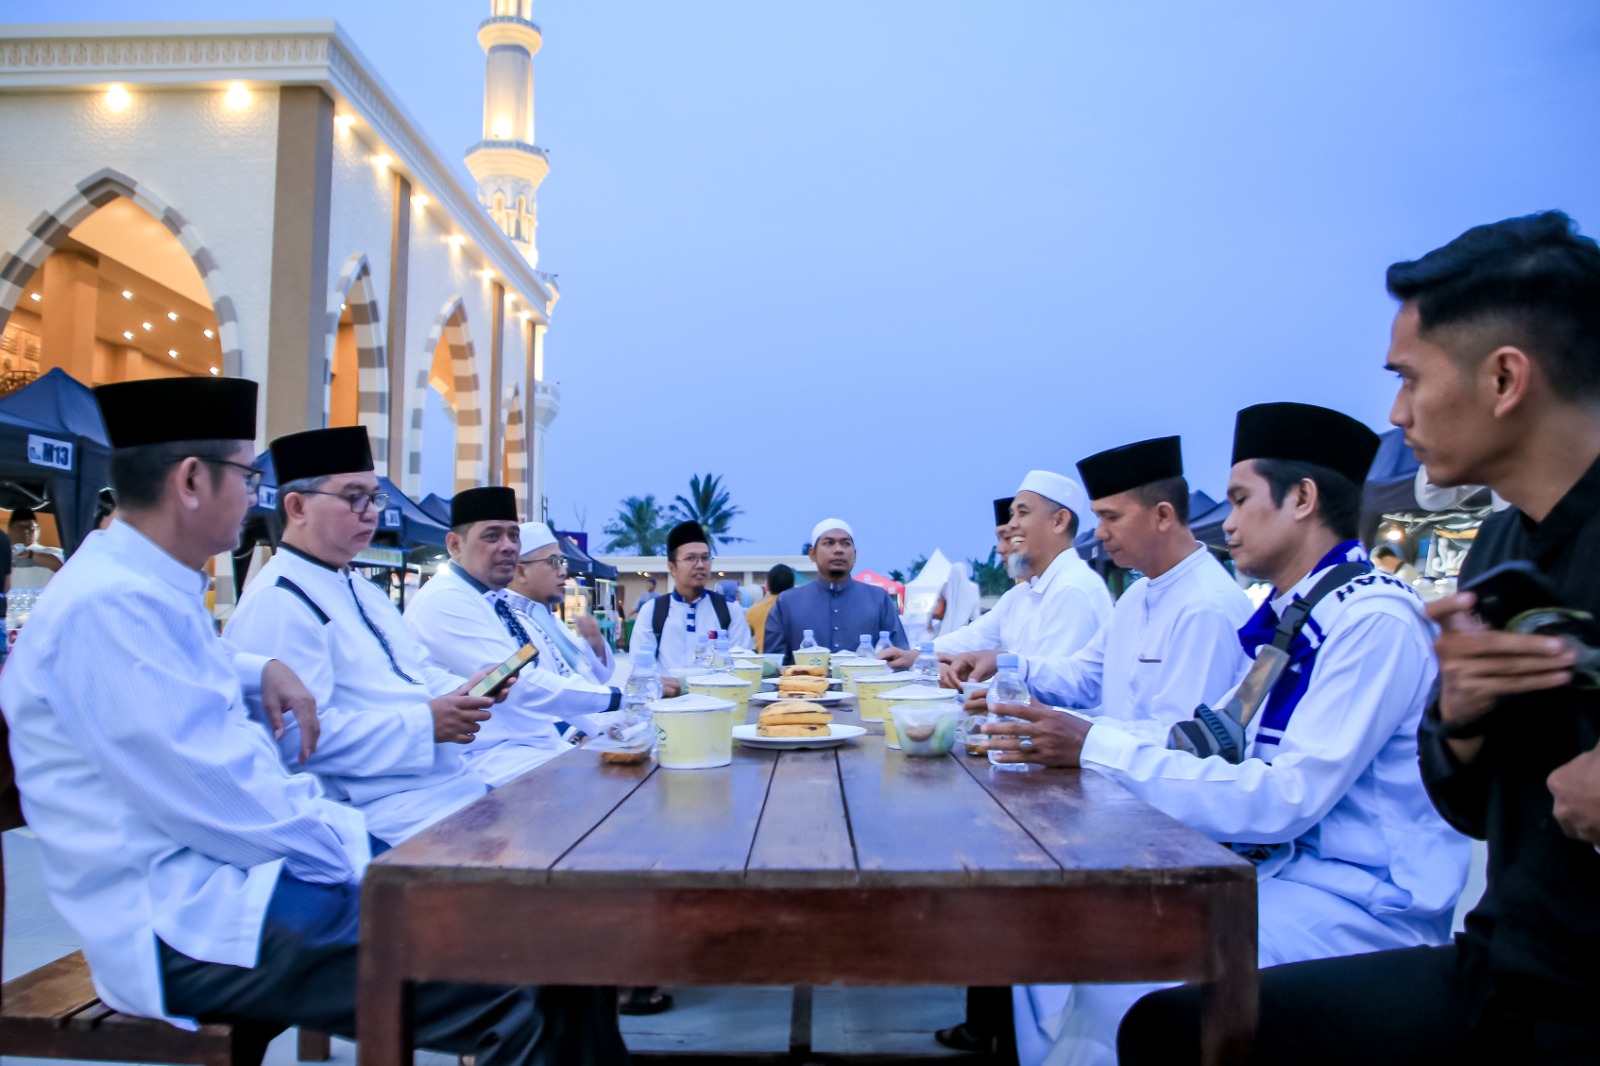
top-left (0, 211), bottom-right (1595, 1064)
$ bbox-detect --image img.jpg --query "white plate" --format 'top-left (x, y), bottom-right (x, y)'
top-left (760, 677), bottom-right (843, 689)
top-left (733, 723), bottom-right (867, 749)
top-left (749, 690), bottom-right (848, 705)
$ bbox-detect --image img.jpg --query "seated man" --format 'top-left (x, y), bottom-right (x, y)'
top-left (1121, 212), bottom-right (1600, 1065)
top-left (765, 518), bottom-right (907, 661)
top-left (225, 426), bottom-right (492, 847)
top-left (629, 520), bottom-right (752, 674)
top-left (404, 488), bottom-right (582, 787)
top-left (506, 521), bottom-right (630, 694)
top-left (744, 563), bottom-right (795, 654)
top-left (983, 403), bottom-right (1470, 1066)
top-left (0, 376), bottom-right (626, 1062)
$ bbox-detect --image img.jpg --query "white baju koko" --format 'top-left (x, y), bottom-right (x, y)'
top-left (225, 546), bottom-right (487, 845)
top-left (934, 548), bottom-right (1112, 663)
top-left (1017, 549), bottom-right (1472, 1066)
top-left (507, 592), bottom-right (616, 686)
top-left (1015, 543), bottom-right (1252, 732)
top-left (0, 522), bottom-right (370, 1027)
top-left (628, 589), bottom-right (752, 675)
top-left (403, 563), bottom-right (588, 787)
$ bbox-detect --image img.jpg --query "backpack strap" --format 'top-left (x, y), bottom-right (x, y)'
top-left (274, 576), bottom-right (330, 626)
top-left (710, 593), bottom-right (731, 633)
top-left (651, 593), bottom-right (671, 660)
top-left (1270, 561), bottom-right (1370, 652)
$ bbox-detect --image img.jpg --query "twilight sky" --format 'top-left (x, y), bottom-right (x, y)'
top-left (42, 1), bottom-right (1600, 573)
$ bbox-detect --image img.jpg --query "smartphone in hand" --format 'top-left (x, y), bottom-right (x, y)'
top-left (470, 644), bottom-right (539, 698)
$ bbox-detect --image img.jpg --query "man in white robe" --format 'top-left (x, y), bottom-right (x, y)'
top-left (507, 522), bottom-right (618, 688)
top-left (225, 426), bottom-right (492, 846)
top-left (982, 406), bottom-right (1470, 1066)
top-left (0, 376), bottom-right (625, 1061)
top-left (405, 488), bottom-right (593, 787)
top-left (629, 520), bottom-right (752, 674)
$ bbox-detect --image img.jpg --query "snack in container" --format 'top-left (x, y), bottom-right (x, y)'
top-left (891, 699), bottom-right (963, 757)
top-left (878, 684), bottom-right (960, 752)
top-left (757, 699), bottom-right (833, 738)
top-left (585, 711), bottom-right (655, 765)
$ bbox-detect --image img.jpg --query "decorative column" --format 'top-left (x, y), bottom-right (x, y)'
top-left (465, 0), bottom-right (549, 268)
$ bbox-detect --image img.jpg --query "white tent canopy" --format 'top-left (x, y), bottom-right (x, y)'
top-left (901, 548), bottom-right (954, 644)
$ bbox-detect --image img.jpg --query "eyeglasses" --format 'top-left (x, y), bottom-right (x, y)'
top-left (526, 552), bottom-right (567, 572)
top-left (676, 553), bottom-right (713, 566)
top-left (297, 490), bottom-right (389, 515)
top-left (202, 458), bottom-right (264, 494)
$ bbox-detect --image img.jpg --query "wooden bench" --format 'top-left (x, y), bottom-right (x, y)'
top-left (0, 716), bottom-right (332, 1064)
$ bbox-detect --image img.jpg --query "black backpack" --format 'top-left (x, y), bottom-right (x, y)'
top-left (651, 591), bottom-right (731, 660)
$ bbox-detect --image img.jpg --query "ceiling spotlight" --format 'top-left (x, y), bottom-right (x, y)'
top-left (203, 328), bottom-right (214, 339)
top-left (141, 322), bottom-right (152, 331)
top-left (122, 331), bottom-right (134, 340)
top-left (105, 84), bottom-right (131, 112)
top-left (167, 349), bottom-right (178, 358)
top-left (166, 311), bottom-right (178, 321)
top-left (223, 82), bottom-right (251, 111)
top-left (335, 113), bottom-right (356, 131)
top-left (340, 302), bottom-right (347, 311)
top-left (121, 290), bottom-right (132, 299)
top-left (448, 234), bottom-right (466, 247)
top-left (518, 310), bottom-right (532, 322)
top-left (413, 193), bottom-right (430, 208)
top-left (28, 293), bottom-right (40, 302)
top-left (481, 267), bottom-right (496, 280)
top-left (372, 153), bottom-right (393, 170)
top-left (209, 367), bottom-right (220, 376)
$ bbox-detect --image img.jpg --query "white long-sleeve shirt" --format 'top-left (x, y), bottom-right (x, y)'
top-left (1079, 560), bottom-right (1470, 942)
top-left (403, 563), bottom-right (586, 787)
top-left (0, 522), bottom-right (370, 1027)
top-left (507, 592), bottom-right (615, 686)
top-left (225, 547), bottom-right (487, 845)
top-left (628, 588), bottom-right (752, 675)
top-left (1018, 543), bottom-right (1252, 735)
top-left (934, 548), bottom-right (1111, 662)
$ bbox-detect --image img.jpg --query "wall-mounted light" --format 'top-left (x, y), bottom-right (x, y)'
top-left (167, 349), bottom-right (178, 358)
top-left (203, 328), bottom-right (214, 339)
top-left (28, 293), bottom-right (40, 303)
top-left (166, 311), bottom-right (178, 321)
top-left (141, 322), bottom-right (152, 331)
top-left (335, 113), bottom-right (356, 132)
top-left (209, 367), bottom-right (220, 376)
top-left (480, 267), bottom-right (496, 280)
top-left (372, 153), bottom-right (393, 170)
top-left (448, 234), bottom-right (467, 248)
top-left (121, 289), bottom-right (133, 300)
top-left (413, 193), bottom-right (431, 209)
top-left (105, 84), bottom-right (131, 112)
top-left (122, 331), bottom-right (134, 340)
top-left (491, 118), bottom-right (512, 140)
top-left (223, 82), bottom-right (251, 111)
top-left (518, 310), bottom-right (532, 322)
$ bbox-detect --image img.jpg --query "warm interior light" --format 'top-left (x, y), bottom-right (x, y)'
top-left (340, 302), bottom-right (347, 311)
top-left (491, 118), bottom-right (512, 140)
top-left (122, 331), bottom-right (134, 340)
top-left (1385, 528), bottom-right (1404, 542)
top-left (518, 310), bottom-right (532, 322)
top-left (209, 367), bottom-right (220, 376)
top-left (121, 289), bottom-right (133, 299)
top-left (448, 234), bottom-right (467, 247)
top-left (105, 84), bottom-right (131, 112)
top-left (203, 328), bottom-right (215, 339)
top-left (335, 113), bottom-right (356, 132)
top-left (372, 153), bottom-right (393, 170)
top-left (141, 322), bottom-right (152, 331)
top-left (223, 82), bottom-right (251, 111)
top-left (166, 311), bottom-right (178, 321)
top-left (167, 349), bottom-right (178, 358)
top-left (413, 193), bottom-right (430, 209)
top-left (29, 293), bottom-right (40, 302)
top-left (481, 267), bottom-right (496, 280)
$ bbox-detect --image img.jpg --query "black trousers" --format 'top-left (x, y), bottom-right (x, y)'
top-left (159, 874), bottom-right (629, 1065)
top-left (1118, 944), bottom-right (1600, 1066)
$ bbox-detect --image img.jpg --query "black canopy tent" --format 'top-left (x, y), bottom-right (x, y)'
top-left (0, 369), bottom-right (112, 557)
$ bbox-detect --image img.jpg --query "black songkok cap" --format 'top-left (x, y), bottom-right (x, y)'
top-left (667, 520), bottom-right (709, 556)
top-left (992, 497), bottom-right (1014, 528)
top-left (1231, 402), bottom-right (1381, 487)
top-left (1077, 436), bottom-right (1184, 501)
top-left (95, 377), bottom-right (257, 448)
top-left (270, 426), bottom-right (373, 485)
top-left (450, 486), bottom-right (519, 527)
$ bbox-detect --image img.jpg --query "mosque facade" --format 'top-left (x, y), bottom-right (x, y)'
top-left (0, 2), bottom-right (559, 518)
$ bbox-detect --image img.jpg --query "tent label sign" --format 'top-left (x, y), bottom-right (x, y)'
top-left (26, 435), bottom-right (72, 471)
top-left (257, 485), bottom-right (278, 509)
top-left (381, 508), bottom-right (402, 529)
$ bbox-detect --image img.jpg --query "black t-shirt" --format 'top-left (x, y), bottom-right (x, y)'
top-left (0, 529), bottom-right (11, 608)
top-left (1420, 455), bottom-right (1600, 1024)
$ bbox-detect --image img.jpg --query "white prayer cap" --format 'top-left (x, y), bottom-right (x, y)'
top-left (518, 521), bottom-right (558, 557)
top-left (810, 518), bottom-right (854, 544)
top-left (1016, 470), bottom-right (1092, 525)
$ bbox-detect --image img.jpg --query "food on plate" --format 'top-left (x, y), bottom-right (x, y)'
top-left (776, 675), bottom-right (830, 695)
top-left (598, 749), bottom-right (651, 765)
top-left (781, 664), bottom-right (827, 678)
top-left (758, 700), bottom-right (833, 737)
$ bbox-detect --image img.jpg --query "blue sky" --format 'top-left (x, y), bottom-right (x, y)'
top-left (42, 1), bottom-right (1600, 573)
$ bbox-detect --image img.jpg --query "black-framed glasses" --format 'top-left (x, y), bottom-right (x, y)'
top-left (677, 552), bottom-right (713, 566)
top-left (202, 458), bottom-right (264, 494)
top-left (298, 489), bottom-right (389, 515)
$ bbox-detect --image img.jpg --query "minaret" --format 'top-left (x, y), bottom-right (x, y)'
top-left (466, 0), bottom-right (548, 267)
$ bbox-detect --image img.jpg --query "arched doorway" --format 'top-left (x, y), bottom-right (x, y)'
top-left (503, 382), bottom-right (527, 518)
top-left (324, 254), bottom-right (390, 471)
top-left (413, 298), bottom-right (485, 497)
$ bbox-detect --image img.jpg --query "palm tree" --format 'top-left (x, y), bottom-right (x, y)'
top-left (668, 473), bottom-right (746, 545)
top-left (603, 495), bottom-right (669, 554)
top-left (969, 548), bottom-right (1011, 597)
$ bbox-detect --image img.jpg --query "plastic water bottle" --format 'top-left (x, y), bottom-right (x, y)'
top-left (854, 634), bottom-right (874, 658)
top-left (987, 653), bottom-right (1038, 772)
top-left (712, 636), bottom-right (732, 670)
top-left (692, 633), bottom-right (711, 669)
top-left (913, 642), bottom-right (940, 684)
top-left (623, 652), bottom-right (662, 713)
top-left (798, 629), bottom-right (819, 654)
top-left (875, 630), bottom-right (892, 653)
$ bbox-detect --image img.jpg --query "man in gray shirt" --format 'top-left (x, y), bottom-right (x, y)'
top-left (764, 518), bottom-right (907, 661)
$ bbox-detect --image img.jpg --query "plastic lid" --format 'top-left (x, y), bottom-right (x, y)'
top-left (880, 684), bottom-right (958, 701)
top-left (855, 670), bottom-right (915, 684)
top-left (684, 671), bottom-right (750, 687)
top-left (733, 659), bottom-right (761, 668)
top-left (997, 653), bottom-right (1018, 669)
top-left (648, 693), bottom-right (737, 713)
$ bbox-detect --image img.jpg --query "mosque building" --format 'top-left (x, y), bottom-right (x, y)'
top-left (0, 1), bottom-right (559, 519)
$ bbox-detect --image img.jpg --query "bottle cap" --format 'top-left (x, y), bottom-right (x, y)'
top-left (919, 642), bottom-right (933, 652)
top-left (997, 653), bottom-right (1018, 669)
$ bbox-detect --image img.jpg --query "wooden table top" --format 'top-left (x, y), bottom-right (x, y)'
top-left (370, 702), bottom-right (1253, 892)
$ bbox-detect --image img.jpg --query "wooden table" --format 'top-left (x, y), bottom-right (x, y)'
top-left (357, 701), bottom-right (1257, 1064)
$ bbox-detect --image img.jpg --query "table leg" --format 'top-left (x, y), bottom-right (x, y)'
top-left (788, 984), bottom-right (813, 1060)
top-left (1199, 879), bottom-right (1258, 1066)
top-left (357, 884), bottom-right (415, 1066)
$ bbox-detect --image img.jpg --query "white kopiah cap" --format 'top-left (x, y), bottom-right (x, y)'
top-left (518, 521), bottom-right (558, 557)
top-left (810, 517), bottom-right (854, 544)
top-left (1016, 470), bottom-right (1092, 527)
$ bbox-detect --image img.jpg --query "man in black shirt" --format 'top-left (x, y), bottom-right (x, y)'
top-left (1119, 212), bottom-right (1600, 1064)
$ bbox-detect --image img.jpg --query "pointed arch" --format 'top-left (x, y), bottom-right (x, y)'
top-left (0, 167), bottom-right (241, 373)
top-left (503, 381), bottom-right (528, 518)
top-left (412, 298), bottom-right (485, 494)
top-left (322, 254), bottom-right (390, 470)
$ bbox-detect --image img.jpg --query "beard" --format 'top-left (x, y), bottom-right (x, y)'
top-left (1005, 552), bottom-right (1029, 581)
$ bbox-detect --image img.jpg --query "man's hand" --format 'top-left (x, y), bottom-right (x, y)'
top-left (430, 677), bottom-right (494, 744)
top-left (574, 615), bottom-right (606, 657)
top-left (1548, 747), bottom-right (1600, 847)
top-left (878, 646), bottom-right (917, 671)
top-left (261, 659), bottom-right (319, 764)
top-left (962, 685), bottom-right (989, 713)
top-left (947, 649), bottom-right (1000, 686)
top-left (661, 676), bottom-right (683, 699)
top-left (1430, 593), bottom-right (1575, 730)
top-left (979, 702), bottom-right (1090, 768)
